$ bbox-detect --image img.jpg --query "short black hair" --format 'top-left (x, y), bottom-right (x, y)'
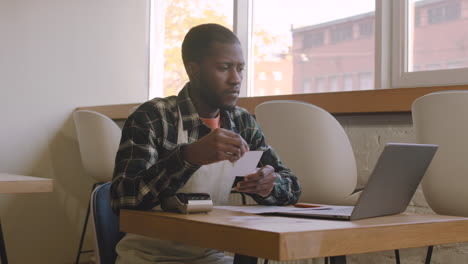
top-left (181, 23), bottom-right (240, 66)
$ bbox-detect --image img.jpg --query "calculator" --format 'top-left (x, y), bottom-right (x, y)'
top-left (161, 193), bottom-right (213, 214)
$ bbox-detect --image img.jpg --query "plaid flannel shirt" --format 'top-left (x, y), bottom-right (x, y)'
top-left (110, 84), bottom-right (301, 212)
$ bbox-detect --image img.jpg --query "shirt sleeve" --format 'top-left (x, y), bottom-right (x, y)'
top-left (110, 107), bottom-right (200, 212)
top-left (239, 112), bottom-right (302, 205)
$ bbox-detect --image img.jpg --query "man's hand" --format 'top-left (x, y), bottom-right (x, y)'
top-left (182, 128), bottom-right (249, 165)
top-left (235, 165), bottom-right (277, 197)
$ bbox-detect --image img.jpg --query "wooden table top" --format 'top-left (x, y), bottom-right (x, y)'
top-left (0, 173), bottom-right (53, 194)
top-left (120, 208), bottom-right (468, 261)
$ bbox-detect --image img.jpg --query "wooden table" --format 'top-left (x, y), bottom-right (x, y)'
top-left (120, 208), bottom-right (468, 264)
top-left (0, 173), bottom-right (53, 194)
top-left (0, 173), bottom-right (53, 264)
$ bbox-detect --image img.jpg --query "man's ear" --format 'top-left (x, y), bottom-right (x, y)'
top-left (186, 62), bottom-right (200, 80)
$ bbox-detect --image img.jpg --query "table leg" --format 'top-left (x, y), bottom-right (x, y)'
top-left (233, 254), bottom-right (258, 264)
top-left (0, 220), bottom-right (8, 264)
top-left (425, 245), bottom-right (433, 264)
top-left (330, 255), bottom-right (346, 264)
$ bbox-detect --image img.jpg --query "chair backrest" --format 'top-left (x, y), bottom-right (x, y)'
top-left (91, 182), bottom-right (125, 264)
top-left (255, 100), bottom-right (358, 205)
top-left (73, 110), bottom-right (122, 183)
top-left (412, 91), bottom-right (468, 216)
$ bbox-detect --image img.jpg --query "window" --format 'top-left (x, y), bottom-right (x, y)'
top-left (359, 20), bottom-right (374, 37)
top-left (410, 0), bottom-right (466, 72)
top-left (426, 63), bottom-right (441, 71)
top-left (428, 1), bottom-right (460, 24)
top-left (330, 25), bottom-right (354, 43)
top-left (392, 0), bottom-right (468, 88)
top-left (303, 79), bottom-right (312, 93)
top-left (344, 74), bottom-right (354, 91)
top-left (272, 71), bottom-right (283, 81)
top-left (250, 0), bottom-right (375, 96)
top-left (258, 87), bottom-right (266, 96)
top-left (149, 0), bottom-right (468, 99)
top-left (315, 77), bottom-right (326, 93)
top-left (149, 0), bottom-right (233, 98)
top-left (303, 32), bottom-right (325, 48)
top-left (359, 72), bottom-right (373, 90)
top-left (328, 75), bottom-right (339, 91)
top-left (415, 9), bottom-right (421, 27)
top-left (447, 61), bottom-right (464, 69)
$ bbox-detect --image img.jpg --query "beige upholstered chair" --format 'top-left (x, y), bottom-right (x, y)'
top-left (256, 100), bottom-right (411, 264)
top-left (412, 91), bottom-right (468, 216)
top-left (255, 100), bottom-right (360, 206)
top-left (73, 110), bottom-right (121, 263)
top-left (412, 90), bottom-right (468, 263)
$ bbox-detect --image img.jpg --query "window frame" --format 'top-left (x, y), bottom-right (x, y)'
top-left (233, 0), bottom-right (252, 97)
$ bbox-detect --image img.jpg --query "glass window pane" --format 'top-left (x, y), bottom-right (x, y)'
top-left (251, 0), bottom-right (375, 96)
top-left (359, 72), bottom-right (373, 90)
top-left (303, 79), bottom-right (312, 93)
top-left (316, 77), bottom-right (325, 93)
top-left (328, 75), bottom-right (339, 92)
top-left (409, 0), bottom-right (468, 72)
top-left (150, 0), bottom-right (233, 98)
top-left (344, 74), bottom-right (353, 91)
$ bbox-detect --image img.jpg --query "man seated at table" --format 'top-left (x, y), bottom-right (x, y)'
top-left (110, 23), bottom-right (301, 264)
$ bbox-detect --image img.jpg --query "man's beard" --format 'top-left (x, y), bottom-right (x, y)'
top-left (198, 78), bottom-right (236, 112)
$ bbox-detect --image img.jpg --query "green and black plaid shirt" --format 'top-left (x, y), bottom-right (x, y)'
top-left (110, 84), bottom-right (301, 212)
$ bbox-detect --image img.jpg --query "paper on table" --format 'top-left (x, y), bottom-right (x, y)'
top-left (230, 150), bottom-right (263, 177)
top-left (216, 205), bottom-right (297, 214)
top-left (215, 205), bottom-right (353, 214)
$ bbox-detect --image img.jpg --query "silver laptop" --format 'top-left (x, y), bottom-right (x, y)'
top-left (270, 143), bottom-right (438, 221)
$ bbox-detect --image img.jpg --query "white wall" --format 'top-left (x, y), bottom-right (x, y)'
top-left (0, 0), bottom-right (149, 263)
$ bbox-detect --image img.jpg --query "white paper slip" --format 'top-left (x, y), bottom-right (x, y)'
top-left (231, 150), bottom-right (263, 177)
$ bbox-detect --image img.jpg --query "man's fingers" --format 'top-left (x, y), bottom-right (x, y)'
top-left (237, 172), bottom-right (276, 188)
top-left (236, 166), bottom-right (276, 195)
top-left (237, 176), bottom-right (276, 189)
top-left (236, 183), bottom-right (273, 195)
top-left (245, 165), bottom-right (275, 181)
top-left (216, 129), bottom-right (247, 150)
top-left (218, 144), bottom-right (242, 157)
top-left (216, 128), bottom-right (241, 138)
top-left (211, 129), bottom-right (250, 160)
top-left (185, 129), bottom-right (248, 165)
top-left (240, 137), bottom-right (250, 155)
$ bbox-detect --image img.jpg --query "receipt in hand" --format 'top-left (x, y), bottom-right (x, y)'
top-left (230, 151), bottom-right (263, 177)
